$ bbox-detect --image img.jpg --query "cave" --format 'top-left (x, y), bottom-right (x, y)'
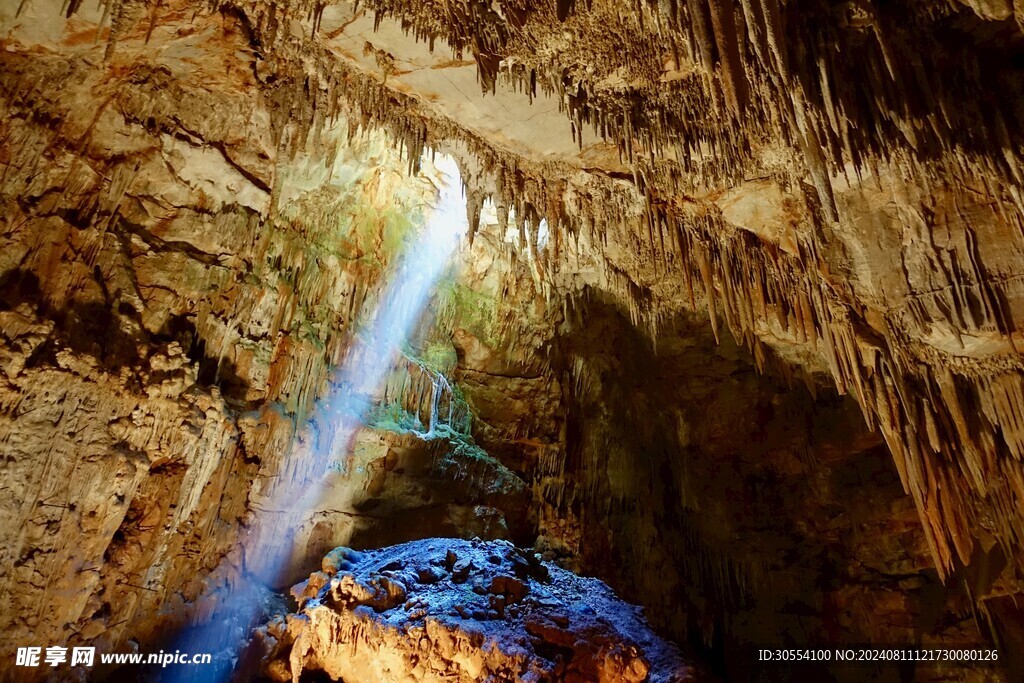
top-left (2, 0), bottom-right (1024, 681)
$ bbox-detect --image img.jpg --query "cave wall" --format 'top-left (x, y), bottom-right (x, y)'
top-left (285, 0), bottom-right (1024, 652)
top-left (277, 0), bottom-right (1024, 591)
top-left (3, 0), bottom-right (1024, 678)
top-left (0, 2), bottom-right (501, 658)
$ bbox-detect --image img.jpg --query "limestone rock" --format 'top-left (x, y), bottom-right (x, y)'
top-left (3, 0), bottom-right (1024, 678)
top-left (258, 538), bottom-right (698, 683)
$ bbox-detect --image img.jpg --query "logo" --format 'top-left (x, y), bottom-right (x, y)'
top-left (16, 647), bottom-right (95, 667)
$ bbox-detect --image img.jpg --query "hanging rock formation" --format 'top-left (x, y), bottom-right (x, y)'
top-left (2, 0), bottom-right (1024, 679)
top-left (0, 1), bottom-right (529, 665)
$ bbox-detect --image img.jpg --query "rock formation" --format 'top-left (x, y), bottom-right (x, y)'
top-left (258, 538), bottom-right (696, 683)
top-left (2, 0), bottom-right (1024, 680)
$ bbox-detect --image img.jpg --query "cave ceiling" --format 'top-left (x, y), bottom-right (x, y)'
top-left (156, 0), bottom-right (1024, 580)
top-left (4, 0), bottom-right (1024, 672)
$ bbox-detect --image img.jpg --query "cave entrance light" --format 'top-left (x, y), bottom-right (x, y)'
top-left (167, 152), bottom-right (469, 682)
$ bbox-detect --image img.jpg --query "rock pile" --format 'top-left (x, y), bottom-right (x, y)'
top-left (258, 538), bottom-right (698, 682)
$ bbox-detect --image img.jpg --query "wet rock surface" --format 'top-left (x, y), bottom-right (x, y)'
top-left (258, 538), bottom-right (698, 683)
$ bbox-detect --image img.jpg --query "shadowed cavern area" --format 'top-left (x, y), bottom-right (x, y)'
top-left (2, 0), bottom-right (1024, 681)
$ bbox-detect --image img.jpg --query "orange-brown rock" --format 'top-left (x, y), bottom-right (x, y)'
top-left (3, 0), bottom-right (1024, 679)
top-left (258, 538), bottom-right (698, 683)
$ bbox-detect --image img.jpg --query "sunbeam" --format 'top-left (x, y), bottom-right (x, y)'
top-left (165, 152), bottom-right (469, 682)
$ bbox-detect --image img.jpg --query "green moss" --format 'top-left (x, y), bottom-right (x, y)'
top-left (365, 401), bottom-right (491, 467)
top-left (236, 336), bottom-right (273, 366)
top-left (402, 339), bottom-right (458, 375)
top-left (380, 207), bottom-right (424, 257)
top-left (424, 341), bottom-right (457, 373)
top-left (293, 318), bottom-right (326, 350)
top-left (448, 383), bottom-right (474, 435)
top-left (366, 400), bottom-right (424, 433)
top-left (430, 422), bottom-right (489, 461)
top-left (435, 278), bottom-right (499, 345)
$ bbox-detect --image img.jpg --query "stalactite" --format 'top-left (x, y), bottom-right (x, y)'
top-left (706, 0), bottom-right (747, 112)
top-left (24, 0), bottom-right (1021, 596)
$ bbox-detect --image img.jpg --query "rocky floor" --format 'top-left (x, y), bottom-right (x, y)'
top-left (257, 538), bottom-right (699, 683)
